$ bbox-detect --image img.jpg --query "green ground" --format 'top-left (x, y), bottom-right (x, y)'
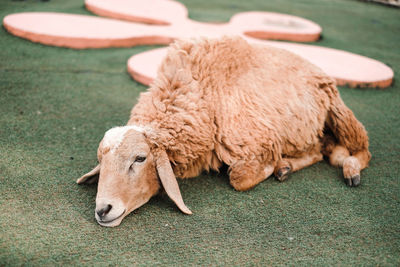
top-left (1, 0), bottom-right (399, 265)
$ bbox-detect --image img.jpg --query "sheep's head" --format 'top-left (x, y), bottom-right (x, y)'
top-left (77, 126), bottom-right (192, 227)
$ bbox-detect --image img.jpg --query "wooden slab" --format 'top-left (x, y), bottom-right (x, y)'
top-left (3, 12), bottom-right (175, 49)
top-left (85, 0), bottom-right (188, 25)
top-left (127, 41), bottom-right (393, 89)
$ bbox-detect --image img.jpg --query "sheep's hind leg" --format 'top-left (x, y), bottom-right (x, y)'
top-left (275, 149), bottom-right (323, 182)
top-left (229, 160), bottom-right (274, 191)
top-left (329, 145), bottom-right (370, 187)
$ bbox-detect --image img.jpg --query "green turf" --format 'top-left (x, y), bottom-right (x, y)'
top-left (1, 0), bottom-right (399, 265)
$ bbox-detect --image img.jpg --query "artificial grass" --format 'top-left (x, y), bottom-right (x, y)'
top-left (0, 0), bottom-right (399, 265)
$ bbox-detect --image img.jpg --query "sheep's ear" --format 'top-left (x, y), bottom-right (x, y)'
top-left (76, 164), bottom-right (100, 185)
top-left (159, 49), bottom-right (191, 83)
top-left (155, 150), bottom-right (192, 215)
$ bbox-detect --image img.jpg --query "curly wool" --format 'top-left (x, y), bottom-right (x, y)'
top-left (128, 36), bottom-right (369, 180)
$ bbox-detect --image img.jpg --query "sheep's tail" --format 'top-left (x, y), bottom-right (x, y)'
top-left (325, 85), bottom-right (371, 172)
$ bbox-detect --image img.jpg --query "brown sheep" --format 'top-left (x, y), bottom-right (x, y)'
top-left (77, 36), bottom-right (371, 227)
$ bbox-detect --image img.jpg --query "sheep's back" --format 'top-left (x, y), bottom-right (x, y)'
top-left (209, 41), bottom-right (333, 160)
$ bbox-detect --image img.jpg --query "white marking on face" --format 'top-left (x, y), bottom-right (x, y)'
top-left (103, 125), bottom-right (146, 153)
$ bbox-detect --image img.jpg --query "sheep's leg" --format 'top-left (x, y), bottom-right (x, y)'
top-left (329, 145), bottom-right (370, 187)
top-left (326, 90), bottom-right (371, 186)
top-left (274, 149), bottom-right (323, 182)
top-left (228, 160), bottom-right (274, 191)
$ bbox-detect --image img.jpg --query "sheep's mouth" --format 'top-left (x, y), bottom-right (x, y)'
top-left (97, 210), bottom-right (126, 225)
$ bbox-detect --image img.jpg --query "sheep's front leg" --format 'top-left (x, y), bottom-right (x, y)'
top-left (274, 149), bottom-right (323, 182)
top-left (228, 160), bottom-right (274, 191)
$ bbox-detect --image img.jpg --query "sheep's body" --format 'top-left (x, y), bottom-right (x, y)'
top-left (128, 36), bottom-right (370, 190)
top-left (78, 36), bottom-right (371, 226)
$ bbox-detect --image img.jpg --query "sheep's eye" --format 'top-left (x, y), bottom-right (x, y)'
top-left (135, 156), bottom-right (146, 163)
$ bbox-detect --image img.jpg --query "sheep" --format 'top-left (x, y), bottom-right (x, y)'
top-left (77, 36), bottom-right (371, 227)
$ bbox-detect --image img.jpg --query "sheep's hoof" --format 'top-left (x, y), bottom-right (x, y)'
top-left (275, 166), bottom-right (291, 182)
top-left (343, 156), bottom-right (361, 187)
top-left (344, 175), bottom-right (360, 187)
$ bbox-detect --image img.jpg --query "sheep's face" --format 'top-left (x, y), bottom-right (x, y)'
top-left (77, 126), bottom-right (192, 227)
top-left (95, 126), bottom-right (160, 227)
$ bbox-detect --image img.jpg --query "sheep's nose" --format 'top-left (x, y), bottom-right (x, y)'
top-left (96, 204), bottom-right (112, 219)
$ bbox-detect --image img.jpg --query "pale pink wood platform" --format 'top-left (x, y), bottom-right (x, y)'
top-left (3, 0), bottom-right (393, 88)
top-left (127, 42), bottom-right (394, 88)
top-left (85, 0), bottom-right (188, 25)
